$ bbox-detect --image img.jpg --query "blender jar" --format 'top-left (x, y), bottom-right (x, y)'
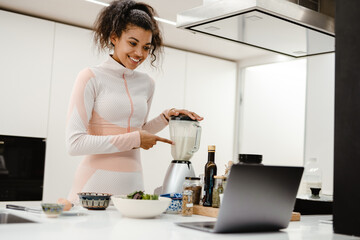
top-left (169, 115), bottom-right (201, 160)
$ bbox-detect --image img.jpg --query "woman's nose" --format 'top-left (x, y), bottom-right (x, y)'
top-left (135, 47), bottom-right (143, 57)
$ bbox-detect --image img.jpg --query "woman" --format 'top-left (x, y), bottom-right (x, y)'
top-left (64, 0), bottom-right (203, 204)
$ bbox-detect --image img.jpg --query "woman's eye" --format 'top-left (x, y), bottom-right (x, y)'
top-left (129, 42), bottom-right (136, 46)
top-left (144, 46), bottom-right (150, 51)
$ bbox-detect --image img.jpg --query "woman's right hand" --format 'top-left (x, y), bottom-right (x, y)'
top-left (139, 130), bottom-right (173, 150)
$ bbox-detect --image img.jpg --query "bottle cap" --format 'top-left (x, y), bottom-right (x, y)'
top-left (208, 145), bottom-right (216, 151)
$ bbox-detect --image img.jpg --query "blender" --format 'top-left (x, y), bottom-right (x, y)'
top-left (161, 114), bottom-right (202, 194)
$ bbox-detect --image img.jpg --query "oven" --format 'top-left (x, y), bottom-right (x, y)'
top-left (0, 135), bottom-right (46, 201)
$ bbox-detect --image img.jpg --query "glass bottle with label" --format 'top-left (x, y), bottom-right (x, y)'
top-left (303, 157), bottom-right (322, 196)
top-left (203, 145), bottom-right (217, 207)
top-left (212, 176), bottom-right (225, 208)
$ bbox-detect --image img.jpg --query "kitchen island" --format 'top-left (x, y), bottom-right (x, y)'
top-left (0, 202), bottom-right (358, 240)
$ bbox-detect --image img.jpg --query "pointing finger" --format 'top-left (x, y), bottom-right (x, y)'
top-left (156, 137), bottom-right (174, 145)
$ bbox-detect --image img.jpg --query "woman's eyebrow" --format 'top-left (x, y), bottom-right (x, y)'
top-left (129, 37), bottom-right (151, 45)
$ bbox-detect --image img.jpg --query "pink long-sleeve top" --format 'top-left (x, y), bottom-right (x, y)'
top-left (66, 56), bottom-right (169, 203)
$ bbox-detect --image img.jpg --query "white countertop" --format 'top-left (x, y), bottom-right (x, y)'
top-left (0, 201), bottom-right (358, 240)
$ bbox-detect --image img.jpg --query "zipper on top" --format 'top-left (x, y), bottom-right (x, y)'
top-left (122, 73), bottom-right (134, 133)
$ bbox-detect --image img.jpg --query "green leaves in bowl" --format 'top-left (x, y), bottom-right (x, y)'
top-left (127, 191), bottom-right (159, 200)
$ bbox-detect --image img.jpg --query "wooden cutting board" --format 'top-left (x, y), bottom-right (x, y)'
top-left (193, 205), bottom-right (301, 221)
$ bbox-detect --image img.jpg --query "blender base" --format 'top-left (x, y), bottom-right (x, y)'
top-left (161, 160), bottom-right (195, 194)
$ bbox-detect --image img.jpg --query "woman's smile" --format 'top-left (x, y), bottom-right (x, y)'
top-left (129, 56), bottom-right (141, 64)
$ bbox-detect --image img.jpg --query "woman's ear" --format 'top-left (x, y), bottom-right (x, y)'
top-left (110, 33), bottom-right (118, 46)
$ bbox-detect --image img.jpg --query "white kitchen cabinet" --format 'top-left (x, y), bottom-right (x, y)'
top-left (0, 10), bottom-right (54, 138)
top-left (184, 52), bottom-right (237, 179)
top-left (42, 23), bottom-right (107, 202)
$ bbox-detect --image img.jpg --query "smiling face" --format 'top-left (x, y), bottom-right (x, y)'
top-left (110, 25), bottom-right (153, 70)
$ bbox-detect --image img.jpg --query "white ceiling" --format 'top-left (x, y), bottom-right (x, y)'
top-left (0, 0), bottom-right (279, 61)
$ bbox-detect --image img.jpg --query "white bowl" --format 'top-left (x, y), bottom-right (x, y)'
top-left (111, 195), bottom-right (171, 219)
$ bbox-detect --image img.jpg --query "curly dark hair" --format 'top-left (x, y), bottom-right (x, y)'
top-left (93, 0), bottom-right (163, 66)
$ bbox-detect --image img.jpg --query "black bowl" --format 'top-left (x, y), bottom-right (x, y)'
top-left (238, 154), bottom-right (263, 164)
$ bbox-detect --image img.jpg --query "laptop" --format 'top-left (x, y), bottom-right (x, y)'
top-left (176, 164), bottom-right (304, 233)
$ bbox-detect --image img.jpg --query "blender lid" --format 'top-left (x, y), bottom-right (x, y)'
top-left (170, 114), bottom-right (197, 121)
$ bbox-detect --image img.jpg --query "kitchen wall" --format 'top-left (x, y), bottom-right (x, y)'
top-left (238, 59), bottom-right (307, 167)
top-left (237, 53), bottom-right (335, 195)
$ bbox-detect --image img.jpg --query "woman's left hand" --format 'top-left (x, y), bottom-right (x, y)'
top-left (166, 108), bottom-right (204, 121)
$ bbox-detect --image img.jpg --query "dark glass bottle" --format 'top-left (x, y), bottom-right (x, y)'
top-left (203, 145), bottom-right (217, 207)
